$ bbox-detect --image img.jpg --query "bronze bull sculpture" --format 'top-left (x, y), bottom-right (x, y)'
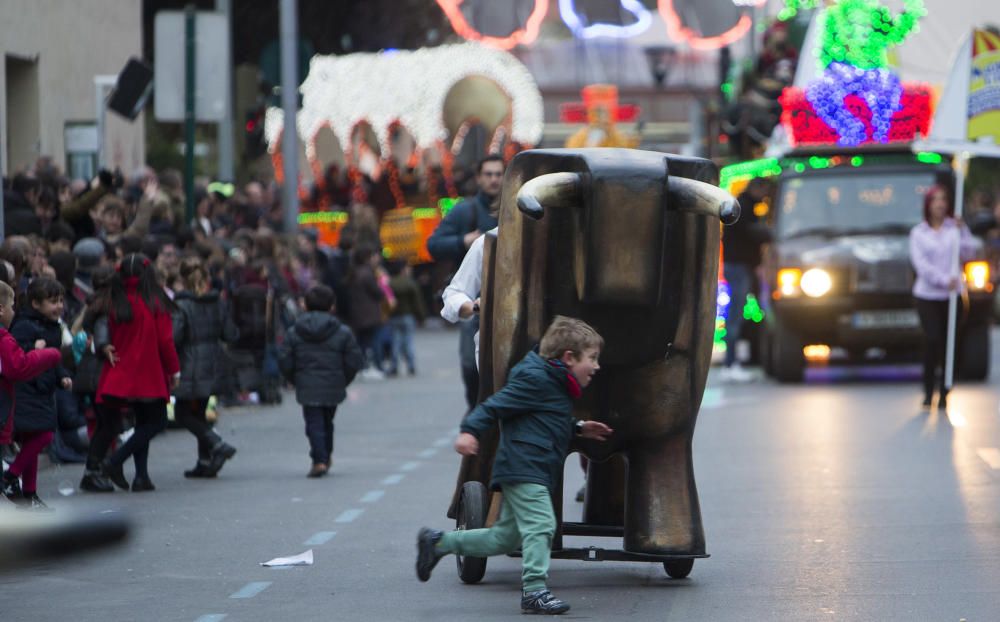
top-left (450, 148), bottom-right (738, 582)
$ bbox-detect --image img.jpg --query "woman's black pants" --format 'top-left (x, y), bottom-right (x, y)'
top-left (914, 297), bottom-right (950, 400)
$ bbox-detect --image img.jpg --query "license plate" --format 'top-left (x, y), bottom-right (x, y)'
top-left (851, 310), bottom-right (920, 329)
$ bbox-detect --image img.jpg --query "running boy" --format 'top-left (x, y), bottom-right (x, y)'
top-left (278, 285), bottom-right (364, 477)
top-left (416, 316), bottom-right (612, 615)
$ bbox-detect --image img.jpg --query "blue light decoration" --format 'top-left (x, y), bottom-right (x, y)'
top-left (714, 280), bottom-right (731, 352)
top-left (559, 0), bottom-right (652, 39)
top-left (806, 62), bottom-right (903, 146)
top-left (800, 0), bottom-right (925, 146)
top-left (713, 281), bottom-right (765, 354)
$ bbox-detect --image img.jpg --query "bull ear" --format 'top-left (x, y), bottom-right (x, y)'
top-left (667, 176), bottom-right (740, 225)
top-left (516, 173), bottom-right (582, 220)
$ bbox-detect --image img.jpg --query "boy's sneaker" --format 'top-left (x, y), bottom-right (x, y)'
top-left (415, 527), bottom-right (445, 581)
top-left (1, 470), bottom-right (22, 502)
top-left (521, 589), bottom-right (570, 615)
top-left (19, 493), bottom-right (52, 512)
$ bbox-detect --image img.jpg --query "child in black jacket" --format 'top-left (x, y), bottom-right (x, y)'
top-left (278, 285), bottom-right (364, 478)
top-left (3, 278), bottom-right (72, 509)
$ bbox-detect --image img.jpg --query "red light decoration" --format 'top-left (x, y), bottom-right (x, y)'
top-left (435, 0), bottom-right (548, 50)
top-left (559, 103), bottom-right (640, 123)
top-left (780, 83), bottom-right (933, 146)
top-left (657, 0), bottom-right (752, 51)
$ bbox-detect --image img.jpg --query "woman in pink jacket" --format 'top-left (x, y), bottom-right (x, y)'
top-left (909, 185), bottom-right (978, 410)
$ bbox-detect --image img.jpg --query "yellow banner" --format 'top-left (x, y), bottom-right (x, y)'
top-left (969, 29), bottom-right (1000, 142)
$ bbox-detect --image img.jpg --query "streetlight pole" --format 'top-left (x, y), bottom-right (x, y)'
top-left (280, 0), bottom-right (299, 236)
top-left (184, 4), bottom-right (197, 223)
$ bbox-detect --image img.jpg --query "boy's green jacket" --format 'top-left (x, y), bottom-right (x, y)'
top-left (460, 351), bottom-right (577, 493)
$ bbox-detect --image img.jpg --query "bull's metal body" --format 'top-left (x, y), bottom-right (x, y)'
top-left (451, 148), bottom-right (738, 575)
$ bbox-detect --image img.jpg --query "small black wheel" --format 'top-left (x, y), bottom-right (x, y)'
top-left (456, 481), bottom-right (488, 584)
top-left (663, 558), bottom-right (694, 579)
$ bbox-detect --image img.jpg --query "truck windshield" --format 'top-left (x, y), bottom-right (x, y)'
top-left (775, 171), bottom-right (937, 240)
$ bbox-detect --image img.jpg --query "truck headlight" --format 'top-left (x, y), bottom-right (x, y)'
top-left (964, 261), bottom-right (991, 292)
top-left (800, 268), bottom-right (833, 298)
top-left (776, 268), bottom-right (802, 298)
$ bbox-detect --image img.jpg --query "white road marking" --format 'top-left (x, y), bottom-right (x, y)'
top-left (433, 437), bottom-right (452, 447)
top-left (304, 531), bottom-right (337, 545)
top-left (229, 582), bottom-right (271, 599)
top-left (335, 508), bottom-right (365, 523)
top-left (382, 473), bottom-right (405, 485)
top-left (418, 448), bottom-right (438, 459)
top-left (194, 616), bottom-right (227, 622)
top-left (976, 448), bottom-right (1000, 469)
top-left (400, 461), bottom-right (420, 472)
top-left (360, 490), bottom-right (385, 503)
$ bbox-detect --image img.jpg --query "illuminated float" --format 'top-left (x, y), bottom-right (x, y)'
top-left (264, 42), bottom-right (543, 261)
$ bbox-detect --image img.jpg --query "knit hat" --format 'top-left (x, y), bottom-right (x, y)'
top-left (73, 237), bottom-right (106, 270)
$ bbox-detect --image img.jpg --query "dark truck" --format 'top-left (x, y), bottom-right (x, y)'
top-left (749, 149), bottom-right (993, 382)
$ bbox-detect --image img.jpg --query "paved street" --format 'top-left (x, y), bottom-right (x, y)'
top-left (3, 324), bottom-right (1000, 621)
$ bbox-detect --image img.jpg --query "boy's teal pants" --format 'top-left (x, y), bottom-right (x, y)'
top-left (437, 482), bottom-right (555, 592)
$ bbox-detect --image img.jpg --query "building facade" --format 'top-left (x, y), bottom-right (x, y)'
top-left (0, 0), bottom-right (144, 179)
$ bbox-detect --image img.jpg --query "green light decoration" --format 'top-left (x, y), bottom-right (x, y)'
top-left (714, 318), bottom-right (727, 350)
top-left (778, 0), bottom-right (822, 22)
top-left (916, 151), bottom-right (943, 164)
top-left (818, 0), bottom-right (926, 71)
top-left (743, 294), bottom-right (764, 324)
top-left (720, 158), bottom-right (783, 191)
top-left (438, 197), bottom-right (461, 216)
top-left (411, 207), bottom-right (441, 219)
top-left (808, 155), bottom-right (831, 169)
top-left (851, 155), bottom-right (865, 166)
top-left (794, 162), bottom-right (807, 173)
top-left (298, 211), bottom-right (349, 225)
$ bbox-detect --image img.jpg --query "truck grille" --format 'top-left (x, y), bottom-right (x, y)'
top-left (852, 260), bottom-right (913, 294)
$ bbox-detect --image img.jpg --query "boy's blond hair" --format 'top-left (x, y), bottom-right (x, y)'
top-left (0, 281), bottom-right (13, 308)
top-left (539, 315), bottom-right (603, 359)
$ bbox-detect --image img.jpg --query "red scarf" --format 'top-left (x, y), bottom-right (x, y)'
top-left (547, 358), bottom-right (582, 399)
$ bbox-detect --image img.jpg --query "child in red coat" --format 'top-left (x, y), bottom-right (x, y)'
top-left (89, 254), bottom-right (179, 493)
top-left (0, 282), bottom-right (63, 506)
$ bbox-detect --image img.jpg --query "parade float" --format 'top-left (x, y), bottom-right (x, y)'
top-left (715, 1), bottom-right (1000, 380)
top-left (263, 42), bottom-right (543, 262)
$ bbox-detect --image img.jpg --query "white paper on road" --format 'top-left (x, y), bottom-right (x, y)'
top-left (260, 549), bottom-right (314, 567)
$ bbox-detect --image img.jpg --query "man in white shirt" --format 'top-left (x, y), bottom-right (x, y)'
top-left (440, 227), bottom-right (498, 370)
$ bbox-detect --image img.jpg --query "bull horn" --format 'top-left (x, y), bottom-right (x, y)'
top-left (667, 176), bottom-right (741, 225)
top-left (516, 172), bottom-right (582, 220)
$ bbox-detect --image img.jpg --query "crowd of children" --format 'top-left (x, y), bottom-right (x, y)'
top-left (0, 157), bottom-right (432, 507)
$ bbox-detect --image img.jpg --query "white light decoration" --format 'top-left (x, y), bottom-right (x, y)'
top-left (264, 42), bottom-right (544, 159)
top-left (559, 0), bottom-right (653, 39)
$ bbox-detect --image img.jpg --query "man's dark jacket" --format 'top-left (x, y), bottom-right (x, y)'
top-left (173, 290), bottom-right (239, 399)
top-left (278, 311), bottom-right (364, 407)
top-left (426, 192), bottom-right (498, 262)
top-left (723, 190), bottom-right (771, 266)
top-left (10, 308), bottom-right (71, 432)
top-left (3, 189), bottom-right (42, 237)
top-left (460, 351), bottom-right (578, 493)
